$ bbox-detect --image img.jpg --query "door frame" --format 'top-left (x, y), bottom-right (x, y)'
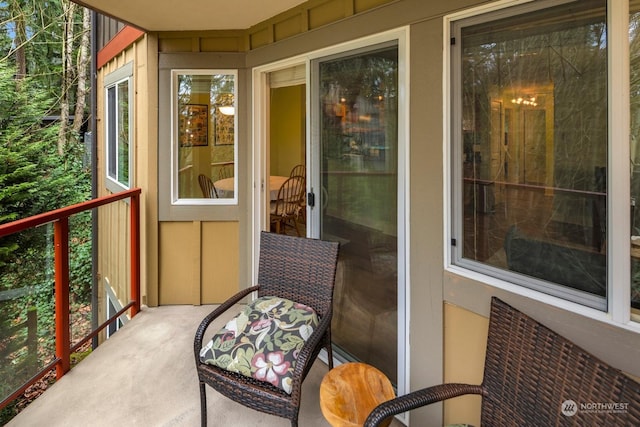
top-left (251, 27), bottom-right (411, 409)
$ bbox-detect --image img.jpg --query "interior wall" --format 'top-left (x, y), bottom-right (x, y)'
top-left (270, 85), bottom-right (306, 177)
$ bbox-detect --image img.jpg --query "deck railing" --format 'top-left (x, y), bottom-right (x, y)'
top-left (0, 188), bottom-right (141, 411)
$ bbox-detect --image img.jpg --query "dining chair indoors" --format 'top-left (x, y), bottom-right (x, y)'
top-left (288, 165), bottom-right (307, 223)
top-left (270, 175), bottom-right (305, 236)
top-left (218, 163), bottom-right (234, 180)
top-left (289, 164), bottom-right (305, 179)
top-left (194, 231), bottom-right (340, 427)
top-left (198, 174), bottom-right (218, 198)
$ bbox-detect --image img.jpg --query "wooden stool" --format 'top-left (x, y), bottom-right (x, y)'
top-left (319, 362), bottom-right (395, 427)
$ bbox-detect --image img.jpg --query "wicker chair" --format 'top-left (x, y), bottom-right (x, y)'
top-left (194, 231), bottom-right (340, 427)
top-left (198, 174), bottom-right (218, 198)
top-left (365, 297), bottom-right (640, 427)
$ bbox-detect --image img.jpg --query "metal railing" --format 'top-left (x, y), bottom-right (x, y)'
top-left (0, 188), bottom-right (141, 410)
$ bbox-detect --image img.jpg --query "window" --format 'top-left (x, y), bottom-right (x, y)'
top-left (451, 0), bottom-right (639, 318)
top-left (171, 70), bottom-right (237, 205)
top-left (104, 62), bottom-right (133, 192)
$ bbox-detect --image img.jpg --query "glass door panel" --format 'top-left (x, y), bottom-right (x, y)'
top-left (315, 44), bottom-right (398, 383)
top-left (631, 2), bottom-right (640, 318)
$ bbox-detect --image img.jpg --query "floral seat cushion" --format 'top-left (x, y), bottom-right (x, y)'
top-left (199, 296), bottom-right (319, 394)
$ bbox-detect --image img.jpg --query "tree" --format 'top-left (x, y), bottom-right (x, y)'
top-left (72, 7), bottom-right (90, 136)
top-left (0, 2), bottom-right (93, 420)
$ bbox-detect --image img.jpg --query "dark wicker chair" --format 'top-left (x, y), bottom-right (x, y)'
top-left (194, 231), bottom-right (339, 427)
top-left (365, 297), bottom-right (640, 427)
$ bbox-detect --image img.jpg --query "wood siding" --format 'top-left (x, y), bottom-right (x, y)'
top-left (156, 0), bottom-right (396, 53)
top-left (159, 222), bottom-right (239, 305)
top-left (96, 35), bottom-right (159, 326)
top-left (96, 15), bottom-right (125, 50)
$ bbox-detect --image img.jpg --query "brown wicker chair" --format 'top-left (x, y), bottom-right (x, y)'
top-left (194, 231), bottom-right (340, 427)
top-left (365, 297), bottom-right (640, 427)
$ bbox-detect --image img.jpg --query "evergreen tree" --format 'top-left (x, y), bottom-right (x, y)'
top-left (0, 1), bottom-right (92, 420)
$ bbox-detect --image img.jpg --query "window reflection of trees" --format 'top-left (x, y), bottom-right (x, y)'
top-left (461, 0), bottom-right (610, 301)
top-left (630, 4), bottom-right (640, 311)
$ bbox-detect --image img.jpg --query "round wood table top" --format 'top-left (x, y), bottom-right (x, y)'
top-left (214, 175), bottom-right (288, 200)
top-left (319, 362), bottom-right (395, 427)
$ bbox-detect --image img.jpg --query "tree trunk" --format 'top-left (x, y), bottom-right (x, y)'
top-left (72, 7), bottom-right (91, 136)
top-left (57, 0), bottom-right (77, 155)
top-left (12, 0), bottom-right (27, 83)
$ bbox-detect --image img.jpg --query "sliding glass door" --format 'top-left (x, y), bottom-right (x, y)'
top-left (312, 43), bottom-right (399, 383)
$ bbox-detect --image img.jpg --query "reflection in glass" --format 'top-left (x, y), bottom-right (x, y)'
top-left (460, 0), bottom-right (608, 303)
top-left (117, 81), bottom-right (129, 186)
top-left (318, 45), bottom-right (398, 383)
top-left (175, 72), bottom-right (235, 199)
top-left (630, 2), bottom-right (640, 316)
top-left (106, 79), bottom-right (129, 188)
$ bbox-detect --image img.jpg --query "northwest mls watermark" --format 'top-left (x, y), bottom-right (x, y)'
top-left (561, 399), bottom-right (629, 416)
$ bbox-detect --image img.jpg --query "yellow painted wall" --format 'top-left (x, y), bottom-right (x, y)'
top-left (96, 54), bottom-right (137, 323)
top-left (96, 34), bottom-right (159, 332)
top-left (159, 221), bottom-right (239, 305)
top-left (443, 303), bottom-right (488, 426)
top-left (270, 85), bottom-right (305, 177)
top-left (201, 222), bottom-right (240, 303)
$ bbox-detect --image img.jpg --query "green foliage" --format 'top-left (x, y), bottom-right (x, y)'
top-left (0, 0), bottom-right (69, 97)
top-left (0, 2), bottom-right (93, 422)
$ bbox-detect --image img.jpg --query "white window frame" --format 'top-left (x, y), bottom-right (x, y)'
top-left (104, 62), bottom-right (134, 193)
top-left (444, 0), bottom-right (639, 328)
top-left (170, 69), bottom-right (238, 206)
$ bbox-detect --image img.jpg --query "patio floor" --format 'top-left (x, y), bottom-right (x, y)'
top-left (6, 304), bottom-right (404, 427)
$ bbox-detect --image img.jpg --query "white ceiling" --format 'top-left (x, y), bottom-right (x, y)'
top-left (74, 0), bottom-right (308, 31)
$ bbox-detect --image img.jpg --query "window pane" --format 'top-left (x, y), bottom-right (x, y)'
top-left (318, 45), bottom-right (398, 384)
top-left (459, 0), bottom-right (607, 302)
top-left (117, 81), bottom-right (129, 187)
top-left (176, 73), bottom-right (236, 199)
top-left (107, 86), bottom-right (117, 179)
top-left (630, 1), bottom-right (640, 315)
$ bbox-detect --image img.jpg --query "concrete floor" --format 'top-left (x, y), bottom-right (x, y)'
top-left (7, 304), bottom-right (404, 427)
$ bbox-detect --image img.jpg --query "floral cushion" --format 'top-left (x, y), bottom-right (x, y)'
top-left (199, 296), bottom-right (319, 394)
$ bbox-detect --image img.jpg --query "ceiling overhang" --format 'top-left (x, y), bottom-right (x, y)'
top-left (73, 0), bottom-right (307, 31)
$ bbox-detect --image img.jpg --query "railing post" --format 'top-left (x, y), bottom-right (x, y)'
top-left (54, 218), bottom-right (71, 378)
top-left (130, 193), bottom-right (141, 316)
